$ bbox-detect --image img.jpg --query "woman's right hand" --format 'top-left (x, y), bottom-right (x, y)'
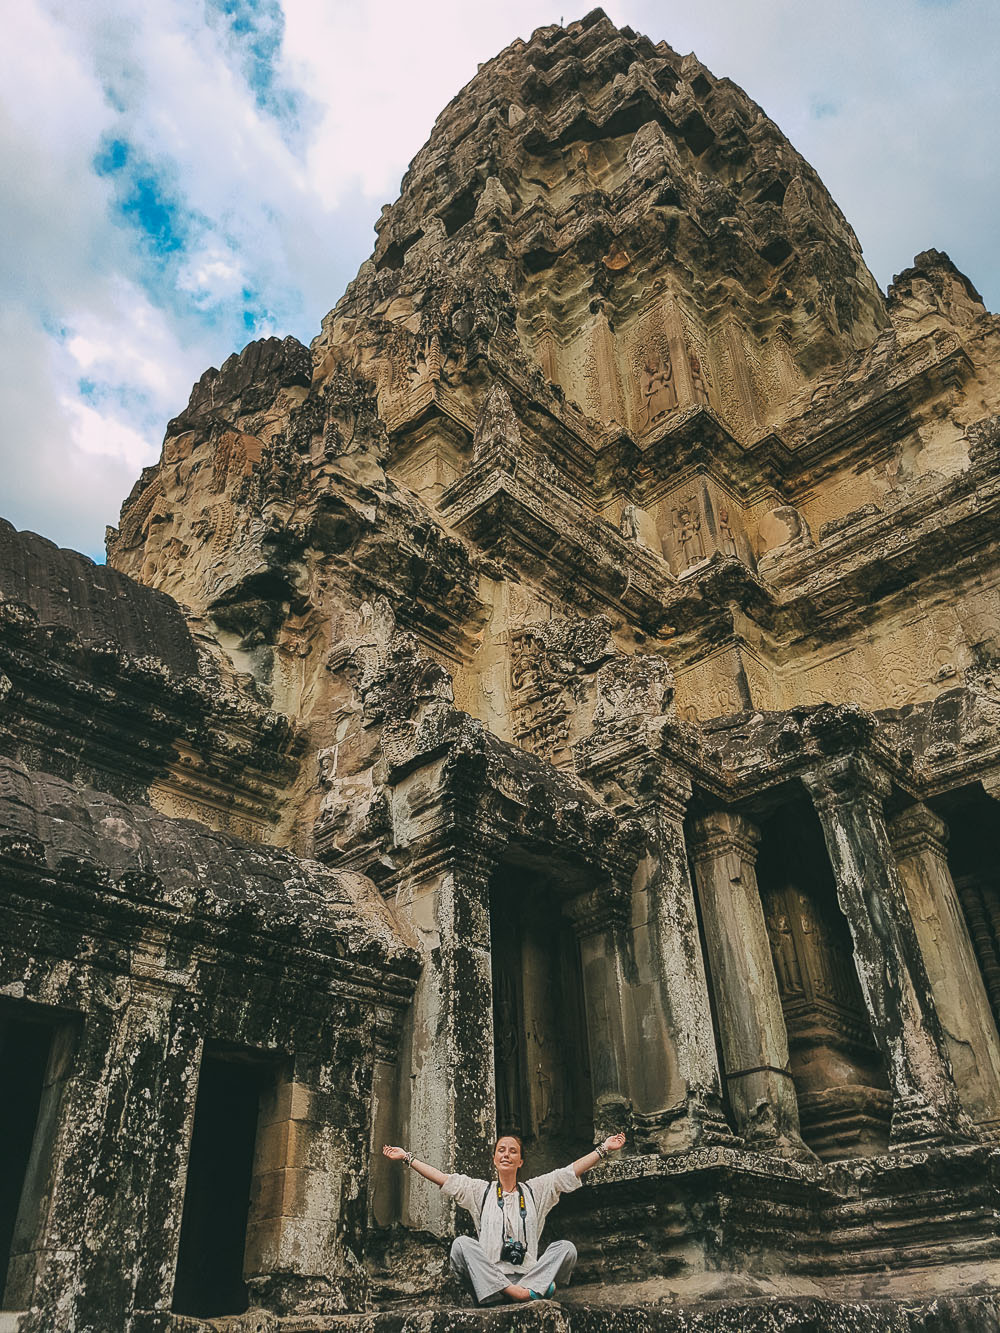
top-left (382, 1144), bottom-right (409, 1161)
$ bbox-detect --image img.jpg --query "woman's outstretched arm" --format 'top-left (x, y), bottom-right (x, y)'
top-left (571, 1131), bottom-right (626, 1177)
top-left (382, 1143), bottom-right (448, 1187)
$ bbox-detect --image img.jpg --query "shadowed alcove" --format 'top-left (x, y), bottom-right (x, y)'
top-left (935, 785), bottom-right (1000, 1031)
top-left (0, 1005), bottom-right (75, 1312)
top-left (756, 801), bottom-right (890, 1159)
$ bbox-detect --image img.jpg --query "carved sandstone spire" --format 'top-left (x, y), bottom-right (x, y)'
top-left (472, 381), bottom-right (523, 472)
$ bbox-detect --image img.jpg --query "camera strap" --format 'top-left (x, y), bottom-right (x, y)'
top-left (494, 1180), bottom-right (527, 1244)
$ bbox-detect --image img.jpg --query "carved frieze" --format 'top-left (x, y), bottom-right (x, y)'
top-left (509, 627), bottom-right (573, 761)
top-left (655, 477), bottom-right (755, 575)
top-left (508, 616), bottom-right (615, 764)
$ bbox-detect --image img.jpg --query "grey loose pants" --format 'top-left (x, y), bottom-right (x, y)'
top-left (449, 1234), bottom-right (578, 1305)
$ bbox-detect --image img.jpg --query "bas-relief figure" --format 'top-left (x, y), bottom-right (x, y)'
top-left (672, 498), bottom-right (706, 569)
top-left (4, 9), bottom-right (1000, 1330)
top-left (619, 502), bottom-right (640, 541)
top-left (639, 350), bottom-right (676, 427)
top-left (687, 345), bottom-right (710, 404)
top-left (717, 506), bottom-right (739, 557)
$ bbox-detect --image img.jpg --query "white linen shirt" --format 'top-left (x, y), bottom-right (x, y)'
top-left (441, 1166), bottom-right (581, 1272)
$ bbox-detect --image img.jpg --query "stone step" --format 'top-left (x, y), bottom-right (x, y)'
top-left (162, 1294), bottom-right (1000, 1333)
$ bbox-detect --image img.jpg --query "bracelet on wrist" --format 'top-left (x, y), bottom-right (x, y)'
top-left (405, 1151), bottom-right (415, 1167)
top-left (595, 1144), bottom-right (608, 1159)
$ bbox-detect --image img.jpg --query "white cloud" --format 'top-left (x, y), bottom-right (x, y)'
top-left (59, 395), bottom-right (156, 470)
top-left (61, 282), bottom-right (188, 405)
top-left (280, 1), bottom-right (567, 205)
top-left (177, 250), bottom-right (246, 303)
top-left (0, 311), bottom-right (150, 558)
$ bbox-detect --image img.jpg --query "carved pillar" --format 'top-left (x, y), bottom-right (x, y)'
top-left (888, 804), bottom-right (1000, 1136)
top-left (577, 726), bottom-right (736, 1151)
top-left (564, 885), bottom-right (632, 1139)
top-left (246, 1044), bottom-right (375, 1314)
top-left (125, 970), bottom-right (202, 1320)
top-left (369, 1009), bottom-right (406, 1229)
top-left (443, 849), bottom-right (498, 1173)
top-left (15, 959), bottom-right (202, 1329)
top-left (803, 756), bottom-right (974, 1148)
top-left (690, 813), bottom-right (813, 1159)
top-left (392, 826), bottom-right (501, 1231)
top-left (959, 774), bottom-right (1000, 1024)
top-left (637, 764), bottom-right (738, 1149)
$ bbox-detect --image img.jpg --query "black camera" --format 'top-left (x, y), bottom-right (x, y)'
top-left (500, 1237), bottom-right (526, 1265)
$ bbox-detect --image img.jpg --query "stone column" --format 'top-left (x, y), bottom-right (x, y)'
top-left (630, 763), bottom-right (736, 1150)
top-left (396, 851), bottom-right (496, 1234)
top-left (17, 960), bottom-right (203, 1331)
top-left (369, 1008), bottom-right (406, 1229)
top-left (245, 1041), bottom-right (374, 1314)
top-left (803, 755), bottom-right (974, 1148)
top-left (565, 884), bottom-right (633, 1139)
top-left (440, 850), bottom-right (498, 1174)
top-left (969, 773), bottom-right (1000, 1019)
top-left (387, 750), bottom-right (498, 1235)
top-left (690, 812), bottom-right (813, 1159)
top-left (573, 736), bottom-right (736, 1152)
top-left (956, 875), bottom-right (1000, 1023)
top-left (888, 803), bottom-right (1000, 1136)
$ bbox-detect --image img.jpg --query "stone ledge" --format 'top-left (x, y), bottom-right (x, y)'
top-left (138, 1304), bottom-right (568, 1333)
top-left (140, 1292), bottom-right (1000, 1333)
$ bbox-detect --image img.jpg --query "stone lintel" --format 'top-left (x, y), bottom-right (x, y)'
top-left (578, 725), bottom-right (694, 815)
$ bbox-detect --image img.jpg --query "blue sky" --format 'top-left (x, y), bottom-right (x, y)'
top-left (1, 0), bottom-right (997, 559)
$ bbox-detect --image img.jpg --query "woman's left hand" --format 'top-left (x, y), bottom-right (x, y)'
top-left (602, 1132), bottom-right (626, 1154)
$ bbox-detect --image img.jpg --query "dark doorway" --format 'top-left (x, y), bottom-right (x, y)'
top-left (490, 866), bottom-right (593, 1172)
top-left (934, 785), bottom-right (1000, 1030)
top-left (0, 1014), bottom-right (58, 1309)
top-left (172, 1053), bottom-right (269, 1318)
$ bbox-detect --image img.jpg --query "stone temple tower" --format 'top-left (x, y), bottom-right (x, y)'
top-left (3, 9), bottom-right (1000, 1329)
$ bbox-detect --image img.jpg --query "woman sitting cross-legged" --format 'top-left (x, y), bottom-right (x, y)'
top-left (383, 1131), bottom-right (625, 1304)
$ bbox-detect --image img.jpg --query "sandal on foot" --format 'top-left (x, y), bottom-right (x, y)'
top-left (529, 1283), bottom-right (556, 1300)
